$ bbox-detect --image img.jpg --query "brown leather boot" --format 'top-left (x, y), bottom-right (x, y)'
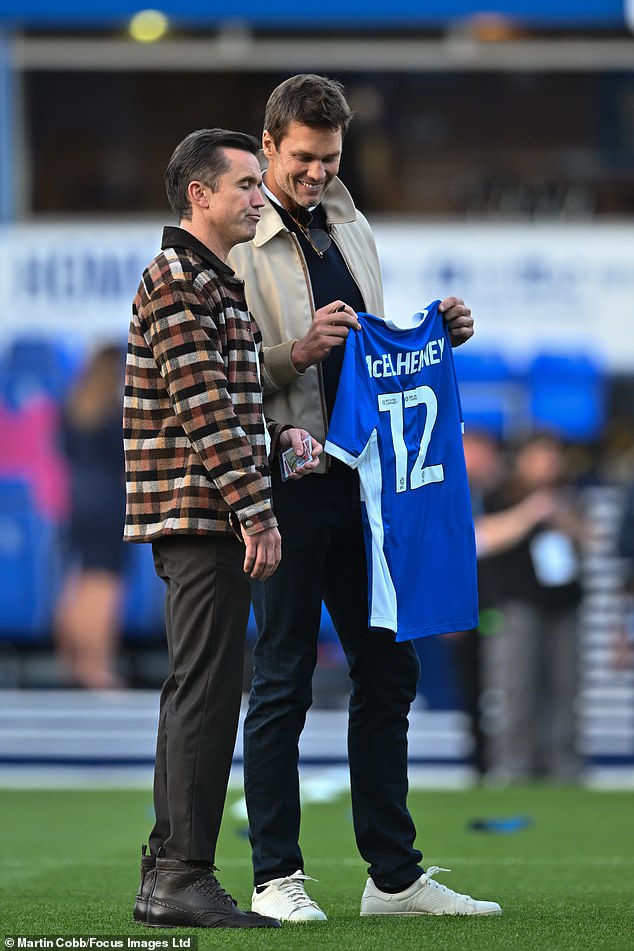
top-left (146, 859), bottom-right (281, 929)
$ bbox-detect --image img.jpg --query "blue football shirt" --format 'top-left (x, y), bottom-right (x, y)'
top-left (324, 302), bottom-right (478, 641)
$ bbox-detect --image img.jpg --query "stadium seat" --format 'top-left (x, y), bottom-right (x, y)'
top-left (0, 336), bottom-right (82, 410)
top-left (0, 479), bottom-right (62, 642)
top-left (453, 349), bottom-right (525, 438)
top-left (528, 352), bottom-right (606, 441)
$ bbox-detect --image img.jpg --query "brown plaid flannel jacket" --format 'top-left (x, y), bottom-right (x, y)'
top-left (123, 226), bottom-right (281, 541)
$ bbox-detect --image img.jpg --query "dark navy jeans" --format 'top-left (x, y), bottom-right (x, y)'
top-left (244, 461), bottom-right (423, 891)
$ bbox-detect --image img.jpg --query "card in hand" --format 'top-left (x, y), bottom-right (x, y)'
top-left (280, 435), bottom-right (313, 481)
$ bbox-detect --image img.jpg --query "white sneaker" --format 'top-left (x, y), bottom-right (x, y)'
top-left (360, 866), bottom-right (502, 916)
top-left (252, 870), bottom-right (327, 922)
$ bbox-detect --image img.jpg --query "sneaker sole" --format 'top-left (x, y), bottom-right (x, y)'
top-left (360, 909), bottom-right (502, 916)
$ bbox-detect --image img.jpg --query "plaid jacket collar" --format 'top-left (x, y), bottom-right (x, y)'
top-left (161, 226), bottom-right (243, 286)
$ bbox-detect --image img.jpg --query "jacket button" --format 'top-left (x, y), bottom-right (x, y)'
top-left (244, 519), bottom-right (253, 528)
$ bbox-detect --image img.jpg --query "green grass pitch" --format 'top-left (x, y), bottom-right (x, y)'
top-left (1, 783), bottom-right (633, 950)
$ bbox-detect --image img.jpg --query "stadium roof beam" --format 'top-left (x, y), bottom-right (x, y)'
top-left (11, 35), bottom-right (634, 72)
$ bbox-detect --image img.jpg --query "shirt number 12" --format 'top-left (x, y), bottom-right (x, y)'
top-left (378, 385), bottom-right (444, 493)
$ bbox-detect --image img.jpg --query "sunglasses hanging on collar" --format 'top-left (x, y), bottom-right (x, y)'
top-left (287, 206), bottom-right (332, 257)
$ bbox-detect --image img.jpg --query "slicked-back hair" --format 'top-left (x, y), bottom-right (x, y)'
top-left (165, 128), bottom-right (260, 221)
top-left (264, 74), bottom-right (353, 147)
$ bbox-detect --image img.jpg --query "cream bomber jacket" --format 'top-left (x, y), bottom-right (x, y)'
top-left (228, 175), bottom-right (385, 471)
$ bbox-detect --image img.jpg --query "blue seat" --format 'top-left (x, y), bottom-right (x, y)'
top-left (0, 336), bottom-right (82, 409)
top-left (453, 350), bottom-right (525, 438)
top-left (0, 479), bottom-right (61, 642)
top-left (528, 352), bottom-right (605, 441)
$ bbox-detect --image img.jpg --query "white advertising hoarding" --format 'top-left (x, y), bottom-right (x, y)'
top-left (0, 224), bottom-right (159, 346)
top-left (0, 221), bottom-right (633, 372)
top-left (376, 221), bottom-right (634, 373)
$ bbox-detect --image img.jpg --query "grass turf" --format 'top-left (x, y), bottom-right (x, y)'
top-left (1, 783), bottom-right (633, 950)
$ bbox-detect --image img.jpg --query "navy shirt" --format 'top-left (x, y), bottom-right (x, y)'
top-left (272, 200), bottom-right (366, 419)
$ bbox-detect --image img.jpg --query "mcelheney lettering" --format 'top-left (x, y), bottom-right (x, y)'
top-left (365, 337), bottom-right (445, 379)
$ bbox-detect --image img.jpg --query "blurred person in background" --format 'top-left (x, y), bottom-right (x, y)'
top-left (451, 429), bottom-right (559, 777)
top-left (467, 429), bottom-right (562, 563)
top-left (54, 344), bottom-right (126, 689)
top-left (125, 128), bottom-right (320, 930)
top-left (228, 73), bottom-right (501, 922)
top-left (613, 480), bottom-right (634, 669)
top-left (481, 431), bottom-right (589, 784)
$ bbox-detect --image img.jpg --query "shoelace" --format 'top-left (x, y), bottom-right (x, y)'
top-left (423, 866), bottom-right (473, 901)
top-left (196, 870), bottom-right (237, 907)
top-left (279, 872), bottom-right (320, 908)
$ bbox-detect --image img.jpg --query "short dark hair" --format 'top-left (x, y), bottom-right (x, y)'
top-left (165, 128), bottom-right (260, 220)
top-left (264, 74), bottom-right (353, 147)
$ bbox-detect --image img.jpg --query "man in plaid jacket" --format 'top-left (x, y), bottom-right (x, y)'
top-left (123, 128), bottom-right (320, 929)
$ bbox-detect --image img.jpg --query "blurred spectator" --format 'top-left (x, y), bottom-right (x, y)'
top-left (613, 482), bottom-right (634, 669)
top-left (54, 344), bottom-right (126, 688)
top-left (450, 430), bottom-right (557, 776)
top-left (480, 432), bottom-right (589, 783)
top-left (448, 430), bottom-right (504, 776)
